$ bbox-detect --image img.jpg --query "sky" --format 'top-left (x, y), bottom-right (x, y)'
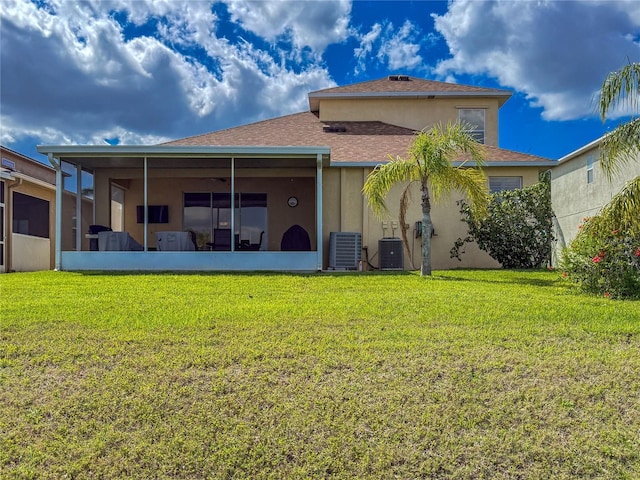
top-left (1, 0), bottom-right (640, 164)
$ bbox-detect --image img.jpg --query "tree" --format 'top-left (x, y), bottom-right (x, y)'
top-left (363, 122), bottom-right (488, 276)
top-left (598, 62), bottom-right (640, 231)
top-left (451, 180), bottom-right (554, 268)
top-left (560, 62), bottom-right (640, 298)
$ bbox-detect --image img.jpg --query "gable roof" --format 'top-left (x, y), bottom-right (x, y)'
top-left (308, 75), bottom-right (512, 111)
top-left (165, 112), bottom-right (554, 167)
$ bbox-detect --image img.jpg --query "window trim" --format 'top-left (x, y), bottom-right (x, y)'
top-left (488, 176), bottom-right (522, 194)
top-left (458, 108), bottom-right (486, 144)
top-left (586, 154), bottom-right (594, 184)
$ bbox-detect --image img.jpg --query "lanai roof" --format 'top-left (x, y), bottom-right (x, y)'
top-left (165, 111), bottom-right (555, 167)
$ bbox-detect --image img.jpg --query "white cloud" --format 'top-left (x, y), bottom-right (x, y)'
top-left (433, 0), bottom-right (640, 120)
top-left (224, 0), bottom-right (352, 55)
top-left (377, 20), bottom-right (423, 71)
top-left (354, 23), bottom-right (382, 74)
top-left (352, 19), bottom-right (425, 74)
top-left (0, 0), bottom-right (336, 148)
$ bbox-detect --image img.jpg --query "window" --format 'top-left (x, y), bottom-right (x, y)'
top-left (489, 176), bottom-right (522, 193)
top-left (12, 192), bottom-right (50, 238)
top-left (183, 192), bottom-right (267, 249)
top-left (586, 154), bottom-right (594, 184)
top-left (111, 185), bottom-right (125, 231)
top-left (61, 160), bottom-right (94, 198)
top-left (458, 109), bottom-right (485, 144)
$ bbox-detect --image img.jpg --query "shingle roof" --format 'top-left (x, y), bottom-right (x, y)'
top-left (310, 75), bottom-right (511, 95)
top-left (307, 75), bottom-right (512, 111)
top-left (165, 112), bottom-right (554, 166)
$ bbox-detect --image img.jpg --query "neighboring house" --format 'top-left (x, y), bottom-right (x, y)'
top-left (37, 75), bottom-right (555, 272)
top-left (1, 146), bottom-right (56, 272)
top-left (551, 136), bottom-right (640, 264)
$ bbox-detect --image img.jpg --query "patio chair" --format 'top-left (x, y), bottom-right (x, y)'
top-left (281, 224), bottom-right (311, 251)
top-left (208, 228), bottom-right (232, 251)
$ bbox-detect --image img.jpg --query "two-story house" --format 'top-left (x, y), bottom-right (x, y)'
top-left (551, 136), bottom-right (640, 264)
top-left (37, 75), bottom-right (555, 272)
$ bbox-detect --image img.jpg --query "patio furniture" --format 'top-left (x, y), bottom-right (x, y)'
top-left (156, 231), bottom-right (195, 251)
top-left (207, 228), bottom-right (232, 251)
top-left (87, 224), bottom-right (112, 251)
top-left (281, 224), bottom-right (311, 251)
top-left (98, 231), bottom-right (143, 251)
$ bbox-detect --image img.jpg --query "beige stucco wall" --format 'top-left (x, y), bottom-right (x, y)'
top-left (551, 144), bottom-right (640, 263)
top-left (7, 178), bottom-right (56, 270)
top-left (1, 148), bottom-right (57, 271)
top-left (325, 165), bottom-right (542, 270)
top-left (92, 167), bottom-right (317, 251)
top-left (318, 97), bottom-right (501, 147)
top-left (11, 233), bottom-right (50, 271)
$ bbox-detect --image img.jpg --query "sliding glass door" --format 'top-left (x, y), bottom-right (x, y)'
top-left (183, 192), bottom-right (267, 250)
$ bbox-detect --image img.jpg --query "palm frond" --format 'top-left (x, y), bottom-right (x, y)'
top-left (451, 167), bottom-right (489, 215)
top-left (599, 117), bottom-right (640, 179)
top-left (590, 175), bottom-right (640, 236)
top-left (599, 62), bottom-right (640, 120)
top-left (398, 185), bottom-right (416, 269)
top-left (411, 122), bottom-right (485, 177)
top-left (362, 158), bottom-right (417, 218)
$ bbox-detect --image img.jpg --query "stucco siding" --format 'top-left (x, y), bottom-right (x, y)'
top-left (551, 144), bottom-right (640, 262)
top-left (317, 97), bottom-right (500, 147)
top-left (330, 165), bottom-right (543, 270)
top-left (9, 179), bottom-right (56, 270)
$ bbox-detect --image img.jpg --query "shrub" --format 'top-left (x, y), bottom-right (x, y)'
top-left (560, 216), bottom-right (640, 299)
top-left (450, 181), bottom-right (555, 268)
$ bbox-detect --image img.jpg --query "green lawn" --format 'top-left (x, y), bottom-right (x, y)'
top-left (1, 270), bottom-right (639, 479)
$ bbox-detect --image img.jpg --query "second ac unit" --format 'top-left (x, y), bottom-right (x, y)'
top-left (379, 237), bottom-right (403, 270)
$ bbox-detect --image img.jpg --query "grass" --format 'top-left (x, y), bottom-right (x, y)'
top-left (1, 269), bottom-right (639, 479)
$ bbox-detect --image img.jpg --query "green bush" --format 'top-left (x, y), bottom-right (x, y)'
top-left (560, 217), bottom-right (640, 299)
top-left (451, 181), bottom-right (554, 268)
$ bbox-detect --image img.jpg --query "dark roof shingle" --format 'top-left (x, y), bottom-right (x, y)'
top-left (165, 112), bottom-right (553, 166)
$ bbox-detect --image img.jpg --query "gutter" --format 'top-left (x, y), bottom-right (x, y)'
top-left (332, 161), bottom-right (558, 168)
top-left (557, 136), bottom-right (603, 164)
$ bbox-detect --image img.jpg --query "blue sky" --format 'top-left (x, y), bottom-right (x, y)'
top-left (1, 0), bottom-right (639, 163)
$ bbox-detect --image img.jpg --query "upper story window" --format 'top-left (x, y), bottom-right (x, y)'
top-left (586, 154), bottom-right (594, 184)
top-left (458, 109), bottom-right (485, 144)
top-left (489, 176), bottom-right (522, 194)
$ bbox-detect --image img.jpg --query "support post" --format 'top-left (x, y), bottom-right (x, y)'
top-left (316, 153), bottom-right (323, 271)
top-left (75, 164), bottom-right (82, 251)
top-left (50, 154), bottom-right (63, 270)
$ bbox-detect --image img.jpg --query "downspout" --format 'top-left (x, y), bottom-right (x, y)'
top-left (316, 153), bottom-right (323, 271)
top-left (48, 153), bottom-right (63, 271)
top-left (6, 177), bottom-right (23, 272)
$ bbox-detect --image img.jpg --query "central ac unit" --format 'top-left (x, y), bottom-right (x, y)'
top-left (329, 232), bottom-right (361, 270)
top-left (379, 238), bottom-right (403, 270)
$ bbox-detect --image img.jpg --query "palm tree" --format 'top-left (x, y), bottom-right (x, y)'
top-left (363, 122), bottom-right (488, 276)
top-left (597, 62), bottom-right (640, 233)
